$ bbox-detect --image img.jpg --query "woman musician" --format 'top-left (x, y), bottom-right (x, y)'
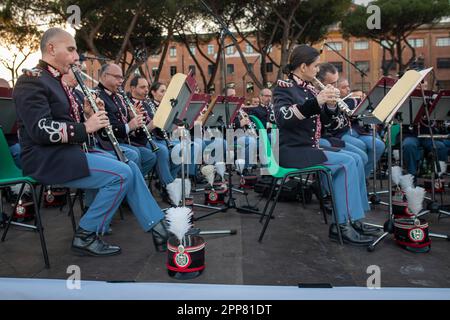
top-left (273, 44), bottom-right (378, 246)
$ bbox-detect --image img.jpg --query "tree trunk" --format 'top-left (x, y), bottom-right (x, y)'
top-left (115, 3), bottom-right (141, 64)
top-left (178, 33), bottom-right (208, 91)
top-left (206, 38), bottom-right (222, 93)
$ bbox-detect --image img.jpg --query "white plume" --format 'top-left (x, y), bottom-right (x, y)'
top-left (405, 186), bottom-right (426, 215)
top-left (399, 174), bottom-right (414, 192)
top-left (235, 159), bottom-right (246, 174)
top-left (439, 161), bottom-right (447, 177)
top-left (201, 165), bottom-right (215, 187)
top-left (215, 162), bottom-right (226, 181)
top-left (391, 166), bottom-right (402, 186)
top-left (167, 178), bottom-right (182, 207)
top-left (166, 207), bottom-right (193, 242)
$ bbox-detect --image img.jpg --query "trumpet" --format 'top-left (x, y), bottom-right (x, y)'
top-left (144, 96), bottom-right (174, 149)
top-left (117, 87), bottom-right (159, 152)
top-left (312, 77), bottom-right (354, 117)
top-left (70, 64), bottom-right (129, 163)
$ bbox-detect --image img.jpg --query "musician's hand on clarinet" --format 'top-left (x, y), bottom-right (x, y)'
top-left (128, 114), bottom-right (145, 131)
top-left (84, 110), bottom-right (110, 133)
top-left (83, 96), bottom-right (105, 118)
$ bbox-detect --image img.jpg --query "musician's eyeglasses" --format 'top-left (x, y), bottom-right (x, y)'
top-left (106, 73), bottom-right (124, 81)
top-left (262, 94), bottom-right (272, 97)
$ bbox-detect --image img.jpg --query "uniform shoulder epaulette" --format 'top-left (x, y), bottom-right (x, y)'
top-left (277, 79), bottom-right (293, 88)
top-left (22, 67), bottom-right (42, 78)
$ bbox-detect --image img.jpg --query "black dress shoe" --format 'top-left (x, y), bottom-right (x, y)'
top-left (351, 220), bottom-right (381, 236)
top-left (71, 228), bottom-right (121, 256)
top-left (329, 222), bottom-right (375, 246)
top-left (151, 220), bottom-right (170, 252)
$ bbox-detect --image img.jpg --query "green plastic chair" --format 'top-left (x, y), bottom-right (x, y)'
top-left (249, 116), bottom-right (343, 245)
top-left (0, 127), bottom-right (49, 268)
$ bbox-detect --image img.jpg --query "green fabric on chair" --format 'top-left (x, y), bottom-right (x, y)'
top-left (249, 115), bottom-right (330, 178)
top-left (249, 115), bottom-right (343, 245)
top-left (0, 127), bottom-right (49, 268)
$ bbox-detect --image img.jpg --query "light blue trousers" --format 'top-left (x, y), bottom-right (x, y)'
top-left (62, 151), bottom-right (164, 234)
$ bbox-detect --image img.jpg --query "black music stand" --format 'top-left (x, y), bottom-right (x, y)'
top-left (427, 90), bottom-right (450, 121)
top-left (154, 73), bottom-right (235, 235)
top-left (196, 0), bottom-right (265, 222)
top-left (194, 96), bottom-right (264, 220)
top-left (183, 93), bottom-right (211, 130)
top-left (356, 77), bottom-right (397, 205)
top-left (362, 68), bottom-right (449, 251)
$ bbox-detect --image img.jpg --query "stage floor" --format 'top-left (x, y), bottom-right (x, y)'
top-left (1, 178), bottom-right (450, 289)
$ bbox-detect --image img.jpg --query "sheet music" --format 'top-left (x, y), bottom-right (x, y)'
top-left (371, 68), bottom-right (433, 124)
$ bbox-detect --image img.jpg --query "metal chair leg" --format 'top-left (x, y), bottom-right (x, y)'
top-left (1, 183), bottom-right (25, 242)
top-left (316, 172), bottom-right (328, 225)
top-left (66, 188), bottom-right (77, 233)
top-left (259, 177), bottom-right (278, 223)
top-left (325, 172), bottom-right (343, 245)
top-left (258, 176), bottom-right (287, 242)
top-left (29, 183), bottom-right (50, 268)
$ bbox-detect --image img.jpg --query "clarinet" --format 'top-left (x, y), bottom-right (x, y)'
top-left (70, 64), bottom-right (129, 163)
top-left (313, 77), bottom-right (354, 117)
top-left (144, 96), bottom-right (174, 149)
top-left (117, 87), bottom-right (159, 152)
top-left (238, 109), bottom-right (257, 136)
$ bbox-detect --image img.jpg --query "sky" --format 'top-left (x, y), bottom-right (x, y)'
top-left (0, 0), bottom-right (371, 85)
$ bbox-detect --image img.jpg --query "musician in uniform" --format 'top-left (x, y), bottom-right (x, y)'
top-left (13, 28), bottom-right (169, 255)
top-left (273, 44), bottom-right (376, 245)
top-left (245, 88), bottom-right (277, 133)
top-left (128, 76), bottom-right (183, 202)
top-left (317, 64), bottom-right (385, 178)
top-left (227, 87), bottom-right (258, 168)
top-left (96, 63), bottom-right (157, 178)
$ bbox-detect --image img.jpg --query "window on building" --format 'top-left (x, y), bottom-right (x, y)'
top-left (227, 63), bottom-right (234, 74)
top-left (189, 46), bottom-right (196, 56)
top-left (169, 46), bottom-right (177, 57)
top-left (330, 62), bottom-right (343, 72)
top-left (354, 40), bottom-right (369, 50)
top-left (266, 62), bottom-right (273, 73)
top-left (326, 42), bottom-right (343, 51)
top-left (246, 82), bottom-right (254, 93)
top-left (436, 37), bottom-right (450, 47)
top-left (188, 65), bottom-right (196, 75)
top-left (226, 46), bottom-right (234, 55)
top-left (355, 61), bottom-right (370, 72)
top-left (408, 38), bottom-right (424, 48)
top-left (248, 63), bottom-right (253, 72)
top-left (170, 66), bottom-right (177, 76)
top-left (245, 43), bottom-right (254, 54)
top-left (152, 67), bottom-right (159, 78)
top-left (437, 58), bottom-right (450, 69)
top-left (207, 44), bottom-right (214, 55)
top-left (208, 64), bottom-right (215, 76)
